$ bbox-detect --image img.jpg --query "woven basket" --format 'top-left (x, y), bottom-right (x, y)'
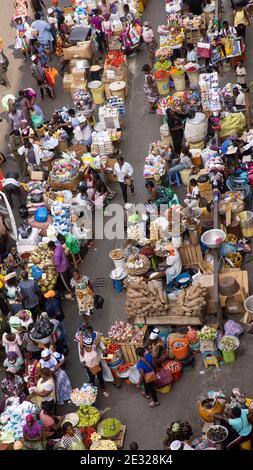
top-left (49, 173), bottom-right (81, 192)
top-left (126, 254), bottom-right (151, 275)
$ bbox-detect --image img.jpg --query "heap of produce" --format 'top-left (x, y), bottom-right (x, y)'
top-left (108, 321), bottom-right (145, 343)
top-left (219, 335), bottom-right (239, 352)
top-left (154, 59), bottom-right (172, 71)
top-left (197, 326), bottom-right (217, 342)
top-left (105, 50), bottom-right (125, 68)
top-left (90, 433), bottom-right (117, 451)
top-left (125, 278), bottom-right (178, 321)
top-left (164, 421), bottom-right (193, 448)
top-left (207, 426), bottom-right (228, 443)
top-left (28, 244), bottom-right (58, 293)
top-left (98, 418), bottom-right (122, 439)
top-left (177, 284), bottom-right (207, 318)
top-left (70, 384), bottom-right (97, 406)
top-left (77, 405), bottom-right (100, 427)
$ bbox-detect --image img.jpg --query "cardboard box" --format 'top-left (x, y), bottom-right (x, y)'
top-left (70, 80), bottom-right (87, 98)
top-left (63, 41), bottom-right (93, 61)
top-left (71, 68), bottom-right (86, 84)
top-left (31, 170), bottom-right (45, 181)
top-left (68, 143), bottom-right (87, 159)
top-left (63, 73), bottom-right (73, 92)
top-left (106, 157), bottom-right (117, 182)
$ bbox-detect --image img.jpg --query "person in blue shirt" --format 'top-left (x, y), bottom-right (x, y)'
top-left (44, 290), bottom-right (67, 344)
top-left (214, 406), bottom-right (252, 449)
top-left (136, 347), bottom-right (160, 408)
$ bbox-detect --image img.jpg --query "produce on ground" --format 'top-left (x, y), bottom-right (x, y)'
top-left (177, 284), bottom-right (207, 318)
top-left (77, 405), bottom-right (100, 427)
top-left (219, 336), bottom-right (239, 352)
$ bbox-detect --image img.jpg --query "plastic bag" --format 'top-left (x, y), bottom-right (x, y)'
top-left (155, 368), bottom-right (173, 388)
top-left (32, 265), bottom-right (43, 280)
top-left (34, 207), bottom-right (48, 223)
top-left (94, 295), bottom-right (104, 309)
top-left (31, 113), bottom-right (44, 129)
top-left (101, 359), bottom-right (114, 382)
top-left (18, 223), bottom-right (32, 239)
top-left (224, 320), bottom-right (244, 337)
top-left (65, 233), bottom-right (80, 255)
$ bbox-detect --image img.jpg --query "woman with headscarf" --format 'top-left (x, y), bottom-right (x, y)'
top-left (39, 400), bottom-right (64, 439)
top-left (2, 331), bottom-right (23, 360)
top-left (166, 108), bottom-right (184, 155)
top-left (79, 335), bottom-right (110, 398)
top-left (3, 351), bottom-right (24, 374)
top-left (22, 414), bottom-right (44, 450)
top-left (142, 21), bottom-right (157, 64)
top-left (39, 349), bottom-right (72, 406)
top-left (24, 351), bottom-right (39, 390)
top-left (142, 64), bottom-right (159, 113)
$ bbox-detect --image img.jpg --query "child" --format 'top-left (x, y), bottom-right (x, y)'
top-left (184, 178), bottom-right (200, 208)
top-left (236, 60), bottom-right (247, 89)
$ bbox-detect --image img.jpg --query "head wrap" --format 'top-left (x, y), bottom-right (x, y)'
top-left (44, 290), bottom-right (56, 299)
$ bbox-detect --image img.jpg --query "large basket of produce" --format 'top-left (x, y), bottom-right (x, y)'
top-left (28, 244), bottom-right (58, 293)
top-left (49, 173), bottom-right (81, 191)
top-left (207, 425), bottom-right (228, 443)
top-left (97, 418), bottom-right (122, 440)
top-left (163, 360), bottom-right (182, 382)
top-left (125, 254), bottom-right (150, 275)
top-left (77, 405), bottom-right (101, 428)
top-left (90, 432), bottom-right (117, 450)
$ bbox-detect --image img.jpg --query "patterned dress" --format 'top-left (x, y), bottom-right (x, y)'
top-left (39, 353), bottom-right (72, 406)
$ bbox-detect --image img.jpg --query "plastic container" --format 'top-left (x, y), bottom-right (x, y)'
top-left (156, 71), bottom-right (170, 95)
top-left (109, 81), bottom-right (126, 101)
top-left (239, 211), bottom-right (253, 237)
top-left (173, 73), bottom-right (186, 92)
top-left (109, 249), bottom-right (125, 269)
top-left (198, 398), bottom-right (224, 423)
top-left (88, 81), bottom-right (105, 105)
top-left (171, 338), bottom-right (189, 360)
top-left (222, 350), bottom-right (236, 363)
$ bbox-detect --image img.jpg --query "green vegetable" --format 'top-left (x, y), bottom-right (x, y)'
top-left (197, 326), bottom-right (217, 342)
top-left (77, 405), bottom-right (100, 427)
top-left (99, 418), bottom-right (122, 438)
top-left (220, 336), bottom-right (238, 352)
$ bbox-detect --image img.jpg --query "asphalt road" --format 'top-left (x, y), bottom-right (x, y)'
top-left (1, 0), bottom-right (253, 451)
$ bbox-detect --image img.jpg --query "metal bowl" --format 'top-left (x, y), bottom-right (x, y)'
top-left (207, 425), bottom-right (228, 443)
top-left (201, 229), bottom-right (226, 249)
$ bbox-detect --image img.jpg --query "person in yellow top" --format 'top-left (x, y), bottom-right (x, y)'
top-left (233, 6), bottom-right (250, 39)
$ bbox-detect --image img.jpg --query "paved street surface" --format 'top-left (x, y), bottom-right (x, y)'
top-left (1, 0), bottom-right (253, 450)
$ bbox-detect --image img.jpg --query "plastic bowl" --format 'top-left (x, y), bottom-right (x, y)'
top-left (201, 229), bottom-right (226, 249)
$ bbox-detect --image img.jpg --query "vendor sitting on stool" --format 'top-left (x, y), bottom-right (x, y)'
top-left (148, 248), bottom-right (182, 291)
top-left (184, 178), bottom-right (200, 208)
top-left (147, 328), bottom-right (169, 370)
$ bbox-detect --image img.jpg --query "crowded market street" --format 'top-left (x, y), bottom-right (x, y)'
top-left (1, 0), bottom-right (253, 453)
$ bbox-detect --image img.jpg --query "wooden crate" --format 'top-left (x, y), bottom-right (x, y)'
top-left (178, 244), bottom-right (203, 267)
top-left (116, 326), bottom-right (148, 363)
top-left (115, 425), bottom-right (126, 449)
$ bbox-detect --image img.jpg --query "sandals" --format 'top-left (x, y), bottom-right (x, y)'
top-left (149, 401), bottom-right (160, 407)
top-left (141, 391), bottom-right (151, 399)
top-left (102, 391), bottom-right (110, 398)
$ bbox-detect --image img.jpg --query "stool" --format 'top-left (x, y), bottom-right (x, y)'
top-left (167, 171), bottom-right (181, 187)
top-left (240, 439), bottom-right (251, 450)
top-left (203, 353), bottom-right (220, 369)
top-left (112, 279), bottom-right (124, 294)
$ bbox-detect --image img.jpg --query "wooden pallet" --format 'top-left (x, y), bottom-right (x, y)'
top-left (115, 425), bottom-right (126, 449)
top-left (178, 244), bottom-right (204, 268)
top-left (134, 315), bottom-right (204, 326)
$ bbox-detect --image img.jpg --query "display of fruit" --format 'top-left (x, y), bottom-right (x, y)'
top-left (117, 364), bottom-right (129, 373)
top-left (108, 321), bottom-right (144, 343)
top-left (219, 335), bottom-right (239, 352)
top-left (207, 425), bottom-right (228, 443)
top-left (154, 59), bottom-right (172, 71)
top-left (90, 432), bottom-right (117, 450)
top-left (197, 326), bottom-right (217, 342)
top-left (98, 418), bottom-right (122, 439)
top-left (107, 343), bottom-right (121, 354)
top-left (28, 243), bottom-right (58, 291)
top-left (77, 405), bottom-right (100, 427)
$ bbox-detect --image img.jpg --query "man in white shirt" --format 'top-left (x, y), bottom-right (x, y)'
top-left (187, 43), bottom-right (198, 63)
top-left (233, 87), bottom-right (245, 109)
top-left (114, 156), bottom-right (134, 203)
top-left (18, 140), bottom-right (43, 168)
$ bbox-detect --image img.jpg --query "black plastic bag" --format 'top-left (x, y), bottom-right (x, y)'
top-left (94, 295), bottom-right (104, 309)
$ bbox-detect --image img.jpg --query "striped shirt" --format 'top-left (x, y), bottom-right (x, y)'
top-left (18, 279), bottom-right (40, 309)
top-left (60, 429), bottom-right (84, 450)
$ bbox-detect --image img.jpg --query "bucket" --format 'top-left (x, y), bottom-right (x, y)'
top-left (109, 81), bottom-right (126, 101)
top-left (157, 384), bottom-right (172, 394)
top-left (222, 350), bottom-right (236, 363)
top-left (156, 72), bottom-right (170, 95)
top-left (171, 338), bottom-right (189, 360)
top-left (180, 168), bottom-right (191, 186)
top-left (187, 70), bottom-right (199, 88)
top-left (109, 249), bottom-right (125, 269)
top-left (88, 80), bottom-right (105, 105)
top-left (173, 74), bottom-right (186, 92)
top-left (239, 211), bottom-right (253, 237)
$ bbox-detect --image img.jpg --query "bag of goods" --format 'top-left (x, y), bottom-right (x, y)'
top-left (34, 207), bottom-right (48, 223)
top-left (219, 112), bottom-right (246, 139)
top-left (155, 368), bottom-right (173, 388)
top-left (184, 112), bottom-right (208, 143)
